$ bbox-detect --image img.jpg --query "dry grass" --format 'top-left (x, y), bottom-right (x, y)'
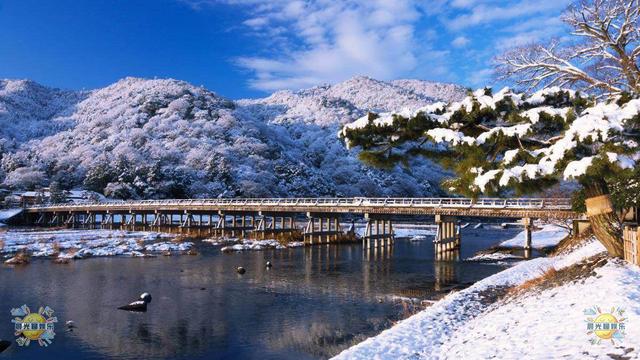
top-left (550, 227), bottom-right (594, 256)
top-left (172, 235), bottom-right (189, 243)
top-left (400, 299), bottom-right (425, 318)
top-left (274, 231), bottom-right (304, 245)
top-left (53, 256), bottom-right (70, 264)
top-left (52, 242), bottom-right (61, 255)
top-left (6, 251), bottom-right (31, 265)
top-left (508, 267), bottom-right (559, 295)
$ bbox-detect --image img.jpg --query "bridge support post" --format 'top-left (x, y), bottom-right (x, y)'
top-left (304, 212), bottom-right (344, 245)
top-left (522, 217), bottom-right (532, 250)
top-left (434, 215), bottom-right (460, 254)
top-left (181, 212), bottom-right (194, 228)
top-left (84, 212), bottom-right (94, 228)
top-left (363, 214), bottom-right (394, 249)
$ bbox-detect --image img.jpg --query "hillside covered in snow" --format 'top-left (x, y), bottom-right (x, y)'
top-left (335, 233), bottom-right (640, 359)
top-left (0, 76), bottom-right (465, 199)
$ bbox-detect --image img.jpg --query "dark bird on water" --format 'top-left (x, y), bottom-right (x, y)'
top-left (118, 292), bottom-right (152, 312)
top-left (266, 261), bottom-right (272, 268)
top-left (236, 266), bottom-right (246, 274)
top-left (0, 340), bottom-right (10, 353)
top-left (66, 320), bottom-right (76, 332)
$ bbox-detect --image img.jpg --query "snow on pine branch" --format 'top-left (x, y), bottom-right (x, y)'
top-left (340, 86), bottom-right (640, 195)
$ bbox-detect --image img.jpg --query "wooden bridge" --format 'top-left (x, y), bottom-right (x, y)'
top-left (21, 197), bottom-right (580, 251)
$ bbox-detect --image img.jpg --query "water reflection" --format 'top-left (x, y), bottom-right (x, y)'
top-left (435, 250), bottom-right (459, 291)
top-left (0, 227), bottom-right (520, 359)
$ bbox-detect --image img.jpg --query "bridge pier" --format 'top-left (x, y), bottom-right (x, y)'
top-left (253, 211), bottom-right (298, 239)
top-left (304, 212), bottom-right (345, 244)
top-left (434, 215), bottom-right (460, 254)
top-left (216, 211), bottom-right (259, 237)
top-left (363, 214), bottom-right (394, 249)
top-left (180, 211), bottom-right (194, 227)
top-left (65, 212), bottom-right (76, 228)
top-left (522, 217), bottom-right (532, 250)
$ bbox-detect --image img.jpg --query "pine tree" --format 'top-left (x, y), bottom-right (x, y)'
top-left (49, 181), bottom-right (66, 204)
top-left (340, 87), bottom-right (640, 257)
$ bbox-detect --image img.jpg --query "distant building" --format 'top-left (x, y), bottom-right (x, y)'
top-left (2, 188), bottom-right (106, 208)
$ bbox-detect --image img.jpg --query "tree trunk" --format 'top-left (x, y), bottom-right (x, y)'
top-left (584, 179), bottom-right (623, 258)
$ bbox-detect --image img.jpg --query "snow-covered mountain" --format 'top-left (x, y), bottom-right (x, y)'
top-left (237, 76), bottom-right (465, 126)
top-left (0, 76), bottom-right (465, 198)
top-left (0, 79), bottom-right (85, 148)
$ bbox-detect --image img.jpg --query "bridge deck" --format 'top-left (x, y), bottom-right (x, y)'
top-left (24, 197), bottom-right (580, 219)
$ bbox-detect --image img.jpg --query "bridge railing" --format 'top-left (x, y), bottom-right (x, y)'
top-left (25, 197), bottom-right (573, 210)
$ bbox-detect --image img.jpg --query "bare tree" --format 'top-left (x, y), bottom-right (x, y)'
top-left (497, 0), bottom-right (640, 97)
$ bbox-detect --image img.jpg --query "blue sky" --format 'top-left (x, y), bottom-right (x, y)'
top-left (0, 0), bottom-right (572, 98)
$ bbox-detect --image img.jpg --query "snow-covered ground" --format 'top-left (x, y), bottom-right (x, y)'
top-left (466, 252), bottom-right (523, 262)
top-left (438, 258), bottom-right (639, 359)
top-left (0, 208), bottom-right (22, 223)
top-left (1, 229), bottom-right (193, 260)
top-left (393, 225), bottom-right (437, 238)
top-left (334, 238), bottom-right (640, 359)
top-left (204, 237), bottom-right (304, 252)
top-left (499, 223), bottom-right (569, 249)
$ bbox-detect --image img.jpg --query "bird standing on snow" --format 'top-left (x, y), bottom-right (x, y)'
top-left (118, 292), bottom-right (152, 312)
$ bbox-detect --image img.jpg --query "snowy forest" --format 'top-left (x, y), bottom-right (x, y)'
top-left (0, 76), bottom-right (464, 199)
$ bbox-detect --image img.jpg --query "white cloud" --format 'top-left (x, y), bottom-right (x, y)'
top-left (181, 0), bottom-right (573, 91)
top-left (450, 0), bottom-right (476, 9)
top-left (452, 36), bottom-right (470, 48)
top-left (447, 0), bottom-right (571, 30)
top-left (243, 17), bottom-right (269, 28)
top-left (468, 68), bottom-right (494, 87)
top-left (495, 16), bottom-right (567, 50)
top-left (218, 0), bottom-right (452, 91)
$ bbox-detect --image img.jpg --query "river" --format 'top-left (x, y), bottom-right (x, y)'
top-left (0, 225), bottom-right (522, 359)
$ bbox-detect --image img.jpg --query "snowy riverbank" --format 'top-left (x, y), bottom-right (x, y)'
top-left (1, 229), bottom-right (194, 261)
top-left (335, 234), bottom-right (639, 359)
top-left (499, 223), bottom-right (569, 249)
top-left (204, 237), bottom-right (305, 252)
top-left (0, 208), bottom-right (22, 226)
top-left (465, 223), bottom-right (569, 263)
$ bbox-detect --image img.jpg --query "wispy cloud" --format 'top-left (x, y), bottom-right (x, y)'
top-left (452, 36), bottom-right (470, 48)
top-left (182, 0), bottom-right (573, 91)
top-left (446, 0), bottom-right (571, 30)
top-left (468, 68), bottom-right (494, 87)
top-left (214, 0), bottom-right (439, 91)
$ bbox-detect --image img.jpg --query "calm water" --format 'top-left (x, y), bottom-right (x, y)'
top-left (0, 226), bottom-right (520, 359)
